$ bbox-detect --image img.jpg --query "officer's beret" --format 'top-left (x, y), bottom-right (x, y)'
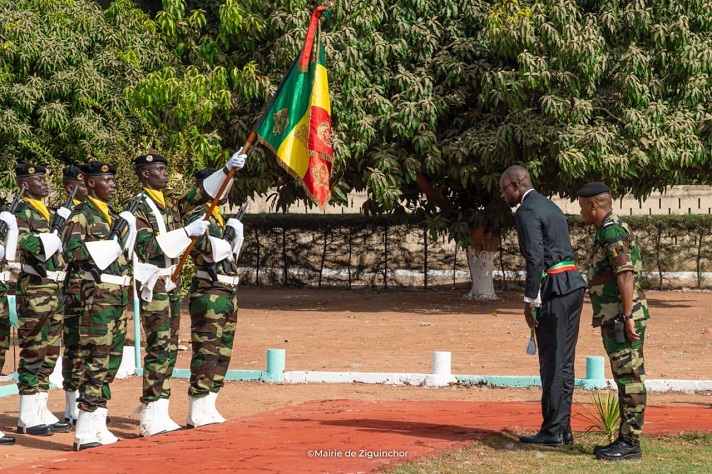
top-left (134, 154), bottom-right (167, 168)
top-left (577, 182), bottom-right (610, 197)
top-left (193, 168), bottom-right (217, 182)
top-left (15, 164), bottom-right (46, 178)
top-left (63, 166), bottom-right (84, 181)
top-left (79, 161), bottom-right (116, 176)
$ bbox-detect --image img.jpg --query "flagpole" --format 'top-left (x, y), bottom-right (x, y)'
top-left (170, 131), bottom-right (256, 283)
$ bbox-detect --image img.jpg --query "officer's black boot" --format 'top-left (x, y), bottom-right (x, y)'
top-left (595, 434), bottom-right (642, 461)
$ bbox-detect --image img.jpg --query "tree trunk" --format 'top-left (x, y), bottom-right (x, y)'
top-left (465, 225), bottom-right (499, 300)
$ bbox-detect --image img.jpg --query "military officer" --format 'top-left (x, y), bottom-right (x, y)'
top-left (578, 182), bottom-right (649, 461)
top-left (59, 166), bottom-right (88, 425)
top-left (13, 164), bottom-right (72, 436)
top-left (185, 168), bottom-right (244, 427)
top-left (132, 150), bottom-right (245, 436)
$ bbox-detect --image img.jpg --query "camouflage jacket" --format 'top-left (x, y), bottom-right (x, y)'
top-left (63, 198), bottom-right (129, 277)
top-left (587, 212), bottom-right (649, 327)
top-left (14, 200), bottom-right (64, 273)
top-left (134, 187), bottom-right (208, 268)
top-left (186, 206), bottom-right (238, 278)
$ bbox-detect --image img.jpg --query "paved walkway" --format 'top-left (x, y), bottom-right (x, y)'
top-left (5, 400), bottom-right (712, 473)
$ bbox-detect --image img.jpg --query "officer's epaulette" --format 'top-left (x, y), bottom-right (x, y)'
top-left (602, 221), bottom-right (614, 227)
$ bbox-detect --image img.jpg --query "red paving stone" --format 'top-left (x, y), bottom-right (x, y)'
top-left (5, 400), bottom-right (712, 473)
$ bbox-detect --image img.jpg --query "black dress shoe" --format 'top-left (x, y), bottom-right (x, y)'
top-left (64, 417), bottom-right (77, 426)
top-left (74, 441), bottom-right (102, 451)
top-left (563, 426), bottom-right (574, 445)
top-left (0, 435), bottom-right (16, 445)
top-left (16, 424), bottom-right (53, 436)
top-left (519, 432), bottom-right (564, 446)
top-left (596, 436), bottom-right (642, 461)
top-left (49, 421), bottom-right (72, 433)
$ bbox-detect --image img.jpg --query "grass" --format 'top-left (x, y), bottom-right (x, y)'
top-left (574, 389), bottom-right (620, 442)
top-left (385, 432), bottom-right (712, 474)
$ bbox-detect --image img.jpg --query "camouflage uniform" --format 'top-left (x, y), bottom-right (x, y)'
top-left (186, 208), bottom-right (238, 397)
top-left (63, 199), bottom-right (130, 411)
top-left (0, 280), bottom-right (10, 374)
top-left (14, 200), bottom-right (65, 394)
top-left (587, 212), bottom-right (649, 441)
top-left (61, 200), bottom-right (84, 394)
top-left (134, 187), bottom-right (208, 403)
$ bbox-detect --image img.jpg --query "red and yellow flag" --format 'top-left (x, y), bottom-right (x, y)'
top-left (254, 6), bottom-right (333, 207)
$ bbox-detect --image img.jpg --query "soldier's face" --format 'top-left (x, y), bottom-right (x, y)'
top-left (141, 164), bottom-right (169, 190)
top-left (89, 175), bottom-right (116, 202)
top-left (578, 197), bottom-right (595, 225)
top-left (20, 174), bottom-right (49, 199)
top-left (64, 179), bottom-right (87, 201)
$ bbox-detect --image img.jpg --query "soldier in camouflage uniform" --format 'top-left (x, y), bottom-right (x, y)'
top-left (58, 166), bottom-right (88, 424)
top-left (578, 182), bottom-right (649, 461)
top-left (132, 151), bottom-right (245, 436)
top-left (13, 164), bottom-right (72, 436)
top-left (0, 210), bottom-right (19, 445)
top-left (63, 162), bottom-right (137, 450)
top-left (185, 168), bottom-right (244, 427)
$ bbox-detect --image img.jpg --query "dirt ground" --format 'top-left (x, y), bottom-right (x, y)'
top-left (0, 287), bottom-right (711, 470)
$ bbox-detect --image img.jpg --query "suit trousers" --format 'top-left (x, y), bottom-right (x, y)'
top-left (535, 287), bottom-right (584, 436)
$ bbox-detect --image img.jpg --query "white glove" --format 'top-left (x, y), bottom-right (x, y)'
top-left (226, 148), bottom-right (247, 171)
top-left (225, 218), bottom-right (243, 238)
top-left (57, 239), bottom-right (63, 255)
top-left (0, 243), bottom-right (4, 262)
top-left (119, 211), bottom-right (137, 232)
top-left (183, 217), bottom-right (210, 237)
top-left (0, 211), bottom-right (18, 231)
top-left (55, 206), bottom-right (71, 219)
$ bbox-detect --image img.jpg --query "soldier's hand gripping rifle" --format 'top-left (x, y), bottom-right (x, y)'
top-left (49, 184), bottom-right (79, 235)
top-left (0, 188), bottom-right (25, 239)
top-left (109, 194), bottom-right (145, 241)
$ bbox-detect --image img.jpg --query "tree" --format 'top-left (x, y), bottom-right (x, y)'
top-left (0, 0), bottom-right (171, 193)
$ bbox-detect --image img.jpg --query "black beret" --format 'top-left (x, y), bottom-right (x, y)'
top-left (577, 181), bottom-right (610, 197)
top-left (63, 166), bottom-right (84, 181)
top-left (79, 161), bottom-right (116, 176)
top-left (15, 164), bottom-right (46, 178)
top-left (193, 168), bottom-right (217, 182)
top-left (134, 154), bottom-right (167, 168)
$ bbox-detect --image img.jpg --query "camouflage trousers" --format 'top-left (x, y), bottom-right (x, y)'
top-left (15, 275), bottom-right (64, 394)
top-left (601, 318), bottom-right (647, 440)
top-left (0, 290), bottom-right (10, 374)
top-left (77, 281), bottom-right (129, 412)
top-left (140, 288), bottom-right (181, 403)
top-left (188, 282), bottom-right (238, 397)
top-left (62, 280), bottom-right (83, 392)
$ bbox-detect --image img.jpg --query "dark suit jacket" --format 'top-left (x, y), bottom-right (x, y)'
top-left (514, 190), bottom-right (586, 301)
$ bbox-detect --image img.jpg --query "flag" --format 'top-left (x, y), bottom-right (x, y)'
top-left (254, 6), bottom-right (333, 207)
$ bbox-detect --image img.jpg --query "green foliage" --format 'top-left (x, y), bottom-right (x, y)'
top-left (574, 390), bottom-right (620, 443)
top-left (0, 0), bottom-right (171, 190)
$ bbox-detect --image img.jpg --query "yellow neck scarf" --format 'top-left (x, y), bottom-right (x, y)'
top-left (87, 196), bottom-right (112, 226)
top-left (143, 188), bottom-right (165, 208)
top-left (23, 198), bottom-right (50, 221)
top-left (72, 199), bottom-right (81, 206)
top-left (207, 204), bottom-right (224, 228)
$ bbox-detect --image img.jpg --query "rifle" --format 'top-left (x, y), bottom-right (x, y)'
top-left (0, 188), bottom-right (25, 238)
top-left (49, 184), bottom-right (79, 235)
top-left (109, 194), bottom-right (145, 241)
top-left (222, 202), bottom-right (248, 243)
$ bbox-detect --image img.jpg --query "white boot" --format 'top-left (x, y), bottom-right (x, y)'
top-left (73, 409), bottom-right (101, 451)
top-left (64, 390), bottom-right (79, 424)
top-left (206, 392), bottom-right (226, 424)
top-left (95, 408), bottom-right (119, 445)
top-left (186, 395), bottom-right (212, 428)
top-left (37, 392), bottom-right (71, 433)
top-left (139, 399), bottom-right (181, 437)
top-left (17, 394), bottom-right (51, 436)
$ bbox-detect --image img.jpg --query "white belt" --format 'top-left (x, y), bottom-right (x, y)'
top-left (22, 264), bottom-right (66, 282)
top-left (156, 267), bottom-right (175, 277)
top-left (0, 270), bottom-right (12, 283)
top-left (196, 270), bottom-right (240, 286)
top-left (84, 272), bottom-right (132, 286)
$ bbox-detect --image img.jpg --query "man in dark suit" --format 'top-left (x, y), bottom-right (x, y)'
top-left (500, 165), bottom-right (586, 446)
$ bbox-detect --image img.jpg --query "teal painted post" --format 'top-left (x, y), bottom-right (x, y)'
top-left (133, 287), bottom-right (142, 373)
top-left (265, 349), bottom-right (285, 382)
top-left (583, 355), bottom-right (606, 389)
